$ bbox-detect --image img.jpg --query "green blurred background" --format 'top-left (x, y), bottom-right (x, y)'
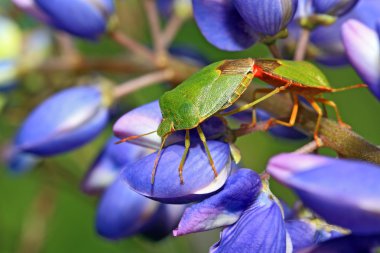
top-left (0, 1), bottom-right (379, 252)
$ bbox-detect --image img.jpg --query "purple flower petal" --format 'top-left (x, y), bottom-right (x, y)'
top-left (141, 204), bottom-right (185, 241)
top-left (96, 178), bottom-right (161, 240)
top-left (15, 86), bottom-right (109, 156)
top-left (302, 234), bottom-right (380, 253)
top-left (173, 169), bottom-right (261, 236)
top-left (81, 136), bottom-right (152, 194)
top-left (34, 0), bottom-right (114, 39)
top-left (192, 0), bottom-right (258, 51)
top-left (268, 153), bottom-right (380, 234)
top-left (342, 19), bottom-right (380, 99)
top-left (113, 100), bottom-right (166, 149)
top-left (312, 0), bottom-right (359, 17)
top-left (234, 0), bottom-right (298, 36)
top-left (12, 0), bottom-right (52, 23)
top-left (122, 140), bottom-right (231, 204)
top-left (210, 191), bottom-right (291, 253)
top-left (286, 220), bottom-right (316, 252)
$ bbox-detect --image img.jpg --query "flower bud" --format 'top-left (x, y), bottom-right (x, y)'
top-left (342, 19), bottom-right (380, 100)
top-left (267, 153), bottom-right (380, 234)
top-left (312, 0), bottom-right (359, 17)
top-left (234, 0), bottom-right (298, 36)
top-left (14, 85), bottom-right (110, 156)
top-left (13, 0), bottom-right (115, 39)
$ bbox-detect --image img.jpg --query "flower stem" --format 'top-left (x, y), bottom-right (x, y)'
top-left (109, 30), bottom-right (155, 62)
top-left (162, 14), bottom-right (185, 47)
top-left (294, 140), bottom-right (321, 154)
top-left (113, 69), bottom-right (174, 99)
top-left (267, 43), bottom-right (283, 59)
top-left (294, 29), bottom-right (310, 61)
top-left (143, 0), bottom-right (167, 65)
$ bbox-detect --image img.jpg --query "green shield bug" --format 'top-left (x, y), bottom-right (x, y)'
top-left (117, 58), bottom-right (366, 184)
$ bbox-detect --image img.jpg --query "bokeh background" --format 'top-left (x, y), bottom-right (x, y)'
top-left (0, 1), bottom-right (379, 252)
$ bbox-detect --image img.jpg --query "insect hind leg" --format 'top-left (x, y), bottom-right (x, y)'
top-left (178, 130), bottom-right (190, 184)
top-left (305, 97), bottom-right (324, 147)
top-left (314, 98), bottom-right (350, 129)
top-left (265, 92), bottom-right (299, 129)
top-left (197, 126), bottom-right (218, 179)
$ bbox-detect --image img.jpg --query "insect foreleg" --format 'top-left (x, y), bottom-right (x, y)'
top-left (197, 126), bottom-right (218, 179)
top-left (115, 130), bottom-right (157, 144)
top-left (151, 134), bottom-right (169, 184)
top-left (178, 130), bottom-right (190, 184)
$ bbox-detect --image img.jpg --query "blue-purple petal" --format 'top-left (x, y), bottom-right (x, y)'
top-left (192, 0), bottom-right (258, 51)
top-left (210, 191), bottom-right (291, 253)
top-left (81, 136), bottom-right (152, 194)
top-left (312, 0), bottom-right (359, 16)
top-left (286, 220), bottom-right (316, 252)
top-left (342, 19), bottom-right (380, 99)
top-left (302, 234), bottom-right (380, 253)
top-left (268, 153), bottom-right (380, 235)
top-left (15, 86), bottom-right (109, 156)
top-left (234, 0), bottom-right (298, 36)
top-left (123, 140), bottom-right (231, 204)
top-left (96, 178), bottom-right (160, 240)
top-left (174, 169), bottom-right (261, 236)
top-left (35, 0), bottom-right (114, 39)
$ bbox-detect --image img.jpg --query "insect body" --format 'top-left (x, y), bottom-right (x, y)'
top-left (118, 58), bottom-right (366, 183)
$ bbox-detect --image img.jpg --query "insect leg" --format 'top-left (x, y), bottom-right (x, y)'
top-left (197, 126), bottom-right (218, 179)
top-left (314, 98), bottom-right (350, 128)
top-left (178, 130), bottom-right (190, 184)
top-left (265, 92), bottom-right (299, 129)
top-left (304, 97), bottom-right (324, 147)
top-left (151, 134), bottom-right (169, 184)
top-left (246, 88), bottom-right (276, 128)
top-left (220, 83), bottom-right (291, 117)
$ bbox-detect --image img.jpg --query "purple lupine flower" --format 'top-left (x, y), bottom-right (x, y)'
top-left (192, 0), bottom-right (297, 51)
top-left (210, 190), bottom-right (292, 253)
top-left (96, 177), bottom-right (184, 240)
top-left (234, 0), bottom-right (298, 36)
top-left (342, 19), bottom-right (380, 100)
top-left (122, 140), bottom-right (231, 204)
top-left (312, 0), bottom-right (359, 17)
top-left (81, 136), bottom-right (152, 194)
top-left (267, 153), bottom-right (380, 235)
top-left (285, 219), bottom-right (343, 251)
top-left (302, 234), bottom-right (380, 252)
top-left (3, 146), bottom-right (40, 174)
top-left (284, 0), bottom-right (380, 66)
top-left (173, 169), bottom-right (261, 236)
top-left (13, 85), bottom-right (110, 156)
top-left (13, 0), bottom-right (115, 40)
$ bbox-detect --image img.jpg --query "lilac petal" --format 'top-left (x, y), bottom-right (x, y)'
top-left (268, 153), bottom-right (380, 234)
top-left (15, 86), bottom-right (109, 156)
top-left (141, 204), bottom-right (185, 241)
top-left (113, 100), bottom-right (164, 149)
top-left (211, 191), bottom-right (291, 253)
top-left (96, 178), bottom-right (160, 240)
top-left (173, 169), bottom-right (261, 236)
top-left (342, 19), bottom-right (380, 99)
top-left (12, 0), bottom-right (52, 23)
top-left (123, 140), bottom-right (231, 204)
top-left (3, 145), bottom-right (40, 174)
top-left (286, 220), bottom-right (316, 252)
top-left (81, 136), bottom-right (152, 194)
top-left (312, 0), bottom-right (359, 17)
top-left (192, 0), bottom-right (257, 51)
top-left (35, 0), bottom-right (114, 39)
top-left (234, 0), bottom-right (298, 36)
top-left (301, 234), bottom-right (380, 253)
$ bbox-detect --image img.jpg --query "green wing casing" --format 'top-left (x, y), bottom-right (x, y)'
top-left (256, 59), bottom-right (331, 89)
top-left (159, 58), bottom-right (255, 131)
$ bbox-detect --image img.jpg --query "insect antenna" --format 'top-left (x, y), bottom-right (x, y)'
top-left (151, 134), bottom-right (169, 184)
top-left (115, 130), bottom-right (157, 144)
top-left (331, 84), bottom-right (367, 93)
